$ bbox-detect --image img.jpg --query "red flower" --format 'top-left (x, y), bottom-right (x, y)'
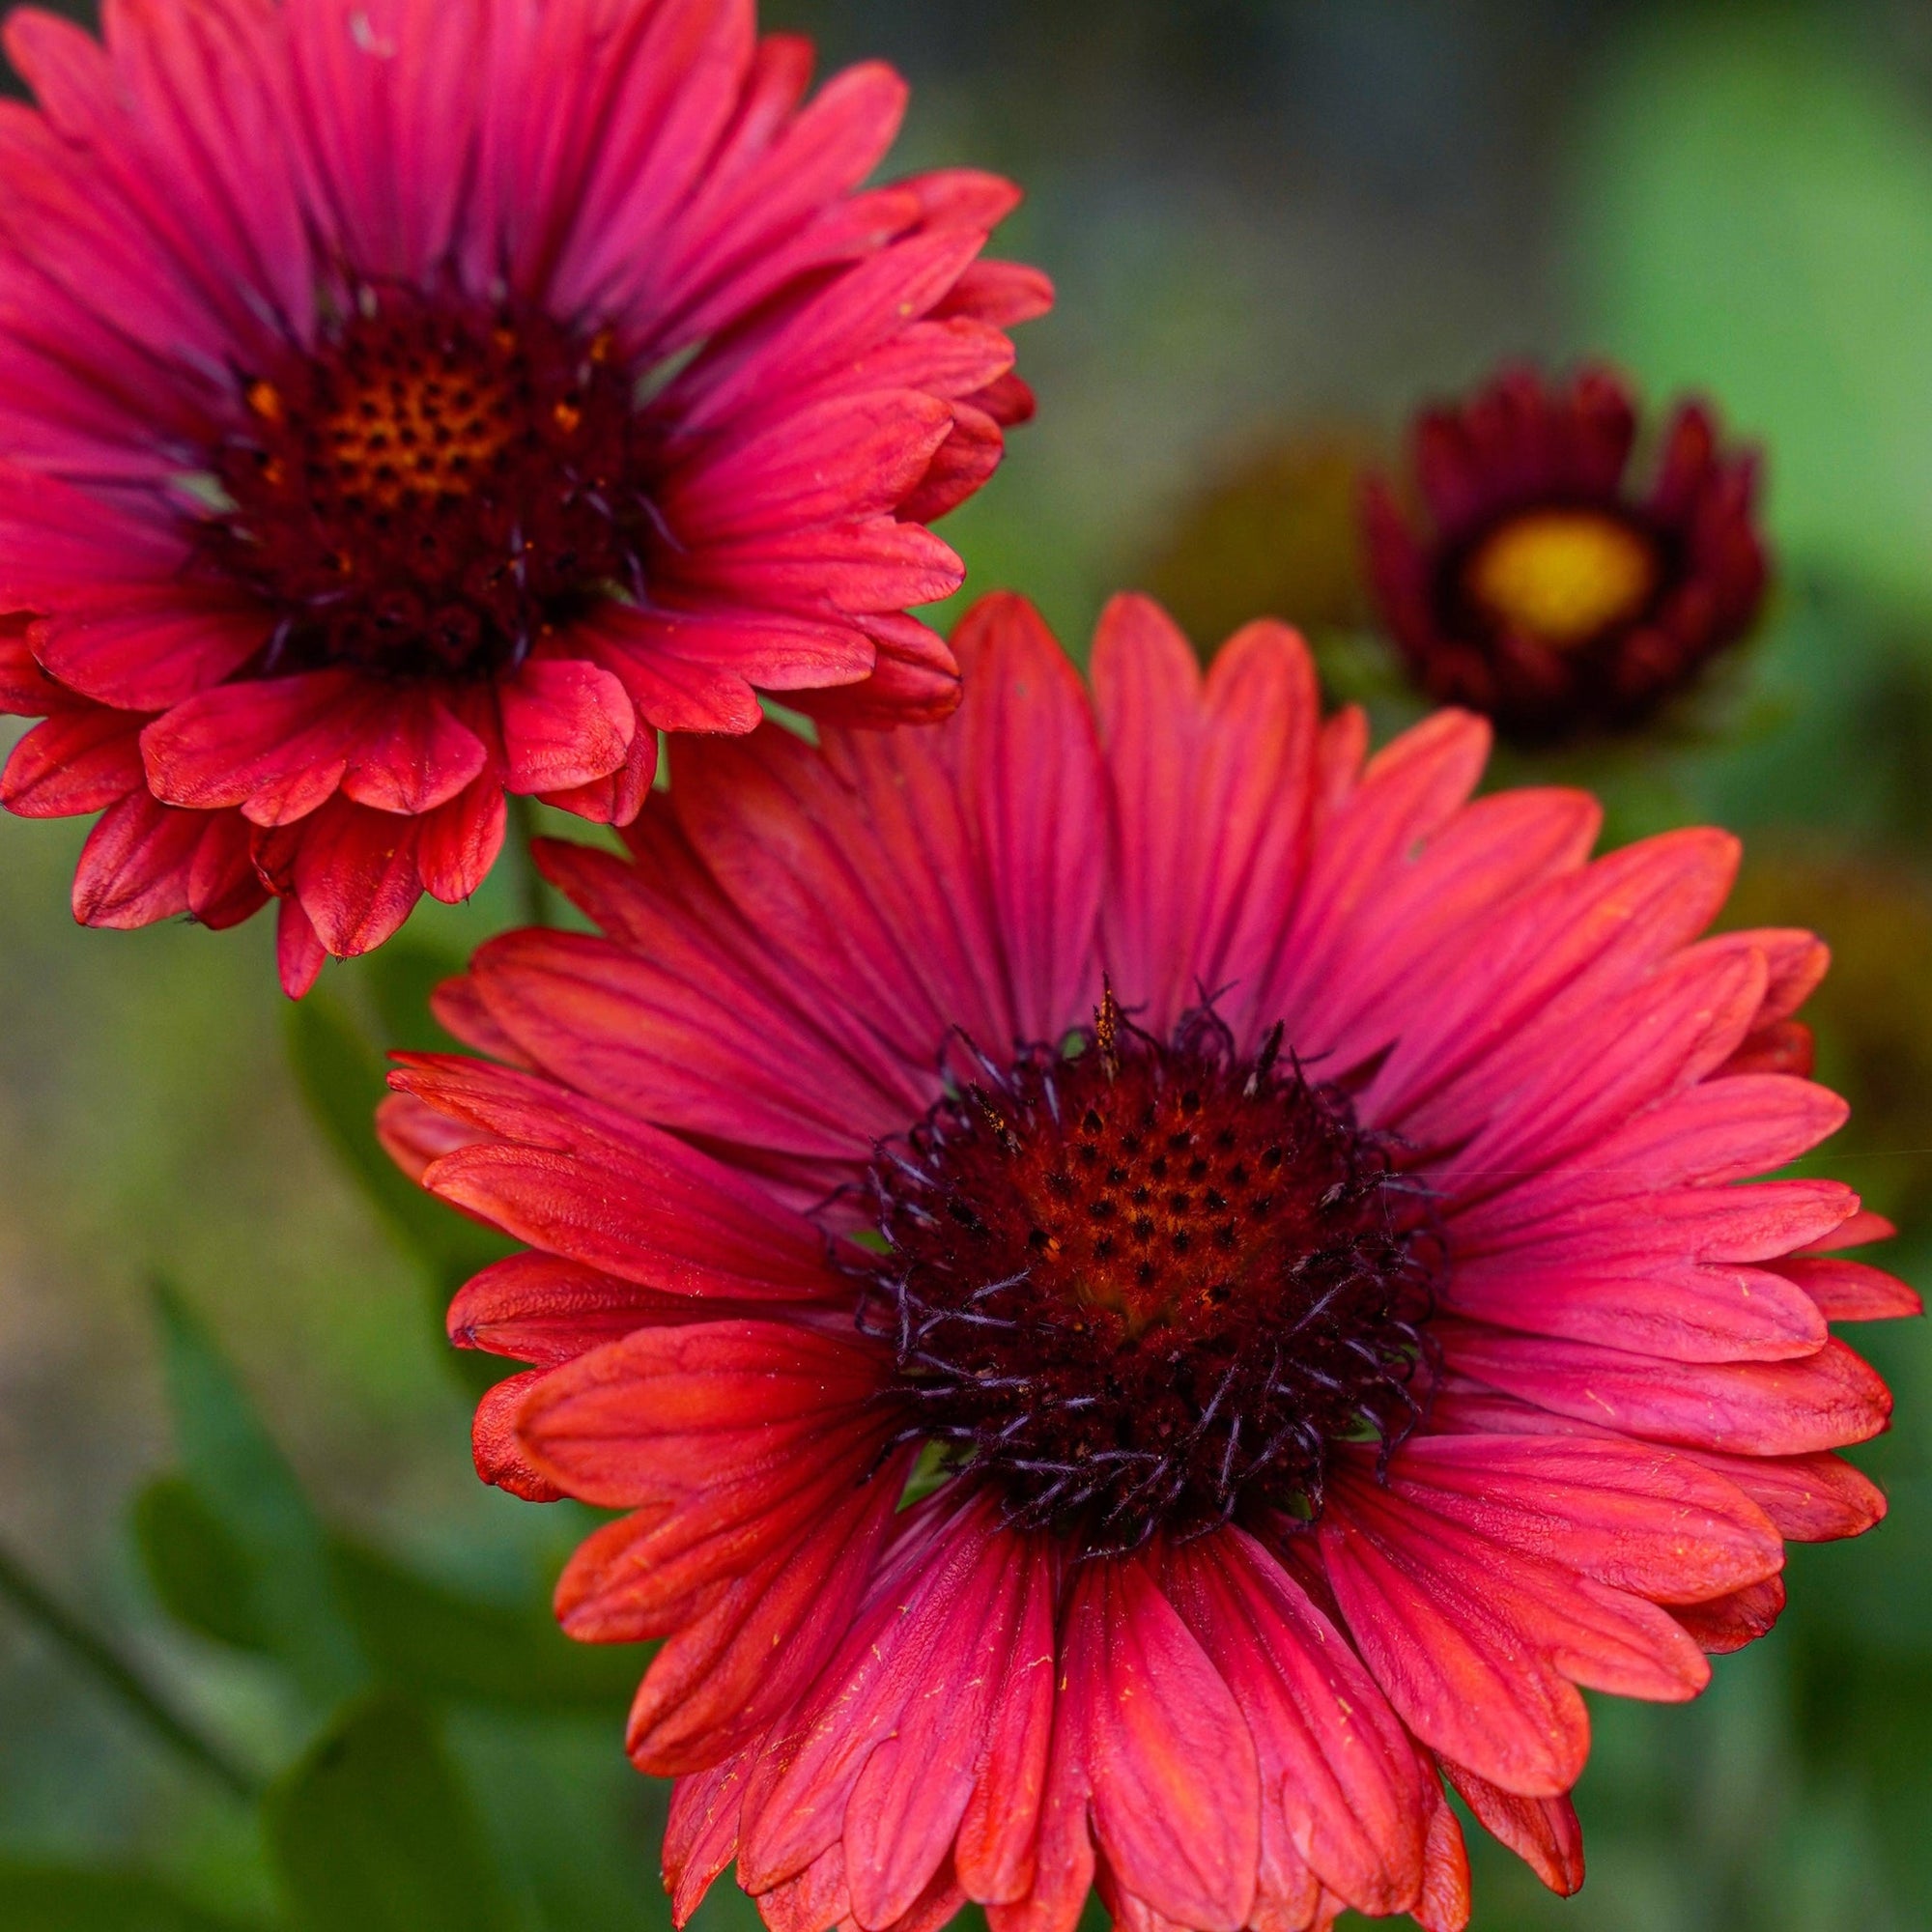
top-left (1361, 365), bottom-right (1768, 745)
top-left (0, 0), bottom-right (1048, 994)
top-left (386, 593), bottom-right (1914, 1932)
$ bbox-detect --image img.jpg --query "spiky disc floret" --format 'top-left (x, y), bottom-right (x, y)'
top-left (855, 999), bottom-right (1439, 1548)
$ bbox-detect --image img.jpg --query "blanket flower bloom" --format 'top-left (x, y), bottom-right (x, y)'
top-left (1361, 365), bottom-right (1767, 746)
top-left (384, 593), bottom-right (1914, 1932)
top-left (0, 0), bottom-right (1047, 994)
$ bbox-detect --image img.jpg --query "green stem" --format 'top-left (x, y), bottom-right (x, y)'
top-left (505, 792), bottom-right (553, 928)
top-left (0, 1537), bottom-right (261, 1800)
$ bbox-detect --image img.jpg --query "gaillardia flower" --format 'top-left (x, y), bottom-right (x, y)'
top-left (384, 594), bottom-right (1913, 1932)
top-left (1361, 365), bottom-right (1767, 745)
top-left (0, 0), bottom-right (1046, 994)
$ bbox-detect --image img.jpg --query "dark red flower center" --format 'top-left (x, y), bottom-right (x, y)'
top-left (1459, 506), bottom-right (1662, 651)
top-left (856, 997), bottom-right (1438, 1549)
top-left (200, 287), bottom-right (653, 681)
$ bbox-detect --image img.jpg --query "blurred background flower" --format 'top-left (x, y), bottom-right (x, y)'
top-left (2, 3), bottom-right (1930, 1931)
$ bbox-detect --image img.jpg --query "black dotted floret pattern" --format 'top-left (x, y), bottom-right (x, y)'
top-left (854, 996), bottom-right (1439, 1552)
top-left (201, 284), bottom-right (653, 682)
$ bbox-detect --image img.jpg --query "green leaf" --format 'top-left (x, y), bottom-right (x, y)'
top-left (153, 1283), bottom-right (363, 1703)
top-left (0, 1863), bottom-right (265, 1932)
top-left (131, 1475), bottom-right (269, 1655)
top-left (328, 1537), bottom-right (641, 1710)
top-left (1572, 14), bottom-right (1932, 614)
top-left (265, 1692), bottom-right (516, 1932)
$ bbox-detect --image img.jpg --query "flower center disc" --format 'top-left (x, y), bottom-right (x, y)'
top-left (307, 337), bottom-right (521, 510)
top-left (858, 1002), bottom-right (1437, 1548)
top-left (1463, 507), bottom-right (1660, 650)
top-left (205, 290), bottom-right (649, 681)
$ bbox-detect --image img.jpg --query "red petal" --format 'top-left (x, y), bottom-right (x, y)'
top-left (275, 895), bottom-right (327, 998)
top-left (340, 688), bottom-right (488, 814)
top-left (666, 1754), bottom-right (752, 1929)
top-left (35, 597), bottom-right (265, 709)
top-left (471, 1369), bottom-right (567, 1502)
top-left (447, 1251), bottom-right (816, 1366)
top-left (738, 1490), bottom-right (1049, 1927)
top-left (1439, 1761), bottom-right (1583, 1897)
top-left (290, 796), bottom-right (424, 956)
top-left (1414, 1797), bottom-right (1471, 1932)
top-left (1768, 1255), bottom-right (1922, 1321)
top-left (186, 809), bottom-right (269, 928)
top-left (1162, 1527), bottom-right (1432, 1918)
top-left (619, 1449), bottom-right (908, 1775)
top-left (71, 788), bottom-right (200, 926)
top-left (1, 705), bottom-right (145, 815)
top-left (540, 711), bottom-right (659, 827)
top-left (415, 778), bottom-right (506, 904)
top-left (1321, 1467), bottom-right (1709, 1798)
top-left (140, 670), bottom-right (368, 823)
top-left (1670, 1575), bottom-right (1785, 1654)
top-left (498, 656), bottom-right (636, 795)
top-left (517, 1319), bottom-right (891, 1514)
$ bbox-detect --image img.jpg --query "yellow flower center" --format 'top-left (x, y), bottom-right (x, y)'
top-left (1463, 508), bottom-right (1659, 649)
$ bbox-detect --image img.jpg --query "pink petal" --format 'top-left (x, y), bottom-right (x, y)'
top-left (1362, 828), bottom-right (1742, 1137)
top-left (659, 388), bottom-right (955, 543)
top-left (1377, 1435), bottom-right (1782, 1605)
top-left (1059, 1551), bottom-right (1260, 1932)
top-left (796, 611), bottom-right (958, 726)
top-left (1090, 595), bottom-right (1320, 1041)
top-left (1768, 1255), bottom-right (1922, 1321)
top-left (1439, 1324), bottom-right (1893, 1457)
top-left (1442, 1252), bottom-right (1829, 1363)
top-left (1679, 1446), bottom-right (1887, 1544)
top-left (398, 1052), bottom-right (839, 1298)
top-left (1258, 707), bottom-right (1492, 1038)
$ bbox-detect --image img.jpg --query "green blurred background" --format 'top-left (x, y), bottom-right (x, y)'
top-left (2, 3), bottom-right (1929, 1928)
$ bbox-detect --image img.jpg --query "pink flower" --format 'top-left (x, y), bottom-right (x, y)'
top-left (0, 0), bottom-right (1047, 992)
top-left (387, 592), bottom-right (1914, 1931)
